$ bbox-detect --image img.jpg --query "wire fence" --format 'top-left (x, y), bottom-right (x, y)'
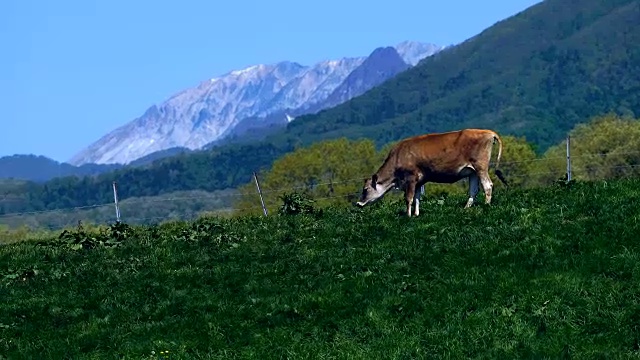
top-left (1, 141), bottom-right (639, 231)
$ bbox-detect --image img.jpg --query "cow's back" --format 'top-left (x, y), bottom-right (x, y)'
top-left (390, 129), bottom-right (496, 178)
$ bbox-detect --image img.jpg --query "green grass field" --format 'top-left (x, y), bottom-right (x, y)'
top-left (2, 178), bottom-right (640, 359)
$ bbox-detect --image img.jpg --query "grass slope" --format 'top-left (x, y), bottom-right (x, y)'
top-left (2, 179), bottom-right (640, 358)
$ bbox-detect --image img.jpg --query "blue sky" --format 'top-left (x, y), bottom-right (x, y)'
top-left (1, 0), bottom-right (541, 163)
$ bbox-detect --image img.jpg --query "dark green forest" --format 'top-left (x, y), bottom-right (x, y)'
top-left (1, 0), bottom-right (639, 217)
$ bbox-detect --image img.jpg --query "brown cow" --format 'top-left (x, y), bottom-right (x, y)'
top-left (356, 129), bottom-right (508, 217)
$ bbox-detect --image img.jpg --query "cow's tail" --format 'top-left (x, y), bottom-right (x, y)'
top-left (492, 133), bottom-right (509, 187)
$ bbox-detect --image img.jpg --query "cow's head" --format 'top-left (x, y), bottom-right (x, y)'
top-left (356, 174), bottom-right (389, 207)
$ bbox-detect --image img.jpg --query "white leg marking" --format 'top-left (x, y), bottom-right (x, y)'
top-left (465, 197), bottom-right (474, 208)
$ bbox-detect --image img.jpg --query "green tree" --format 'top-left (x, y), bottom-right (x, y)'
top-left (494, 135), bottom-right (539, 189)
top-left (233, 138), bottom-right (380, 215)
top-left (534, 113), bottom-right (640, 184)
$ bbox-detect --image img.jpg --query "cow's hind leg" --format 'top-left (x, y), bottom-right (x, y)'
top-left (479, 170), bottom-right (494, 205)
top-left (474, 137), bottom-right (495, 205)
top-left (465, 172), bottom-right (479, 208)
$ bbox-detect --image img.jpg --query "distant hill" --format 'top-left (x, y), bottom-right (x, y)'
top-left (2, 0), bottom-right (640, 215)
top-left (0, 147), bottom-right (196, 182)
top-left (0, 155), bottom-right (121, 182)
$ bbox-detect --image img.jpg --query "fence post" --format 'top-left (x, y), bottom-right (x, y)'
top-left (112, 181), bottom-right (121, 223)
top-left (253, 172), bottom-right (268, 216)
top-left (566, 135), bottom-right (572, 181)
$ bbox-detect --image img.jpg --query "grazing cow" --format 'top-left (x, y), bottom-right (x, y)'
top-left (356, 129), bottom-right (508, 217)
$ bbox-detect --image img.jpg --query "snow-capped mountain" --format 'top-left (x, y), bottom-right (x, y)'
top-left (395, 41), bottom-right (446, 65)
top-left (311, 46), bottom-right (411, 112)
top-left (256, 57), bottom-right (367, 116)
top-left (69, 41), bottom-right (442, 166)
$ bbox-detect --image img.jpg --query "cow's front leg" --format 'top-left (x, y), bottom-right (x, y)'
top-left (465, 172), bottom-right (479, 208)
top-left (413, 184), bottom-right (424, 216)
top-left (405, 183), bottom-right (417, 217)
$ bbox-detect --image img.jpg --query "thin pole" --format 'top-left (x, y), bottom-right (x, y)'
top-left (112, 181), bottom-right (121, 223)
top-left (253, 172), bottom-right (268, 216)
top-left (566, 135), bottom-right (572, 181)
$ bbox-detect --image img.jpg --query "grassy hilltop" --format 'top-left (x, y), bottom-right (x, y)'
top-left (2, 178), bottom-right (640, 358)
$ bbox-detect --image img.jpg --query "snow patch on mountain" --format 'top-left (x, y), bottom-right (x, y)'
top-left (69, 41), bottom-right (443, 166)
top-left (394, 40), bottom-right (446, 65)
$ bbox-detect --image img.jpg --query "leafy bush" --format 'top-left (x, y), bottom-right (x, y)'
top-left (54, 220), bottom-right (132, 250)
top-left (278, 191), bottom-right (316, 215)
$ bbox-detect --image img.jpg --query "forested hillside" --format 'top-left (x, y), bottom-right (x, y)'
top-left (1, 0), bottom-right (639, 218)
top-left (284, 0), bottom-right (640, 149)
top-left (0, 143), bottom-right (290, 215)
top-left (3, 114), bottom-right (639, 230)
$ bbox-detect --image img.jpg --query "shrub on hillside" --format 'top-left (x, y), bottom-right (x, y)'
top-left (278, 192), bottom-right (316, 216)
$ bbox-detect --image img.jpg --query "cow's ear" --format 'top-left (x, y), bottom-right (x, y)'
top-left (371, 174), bottom-right (378, 190)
